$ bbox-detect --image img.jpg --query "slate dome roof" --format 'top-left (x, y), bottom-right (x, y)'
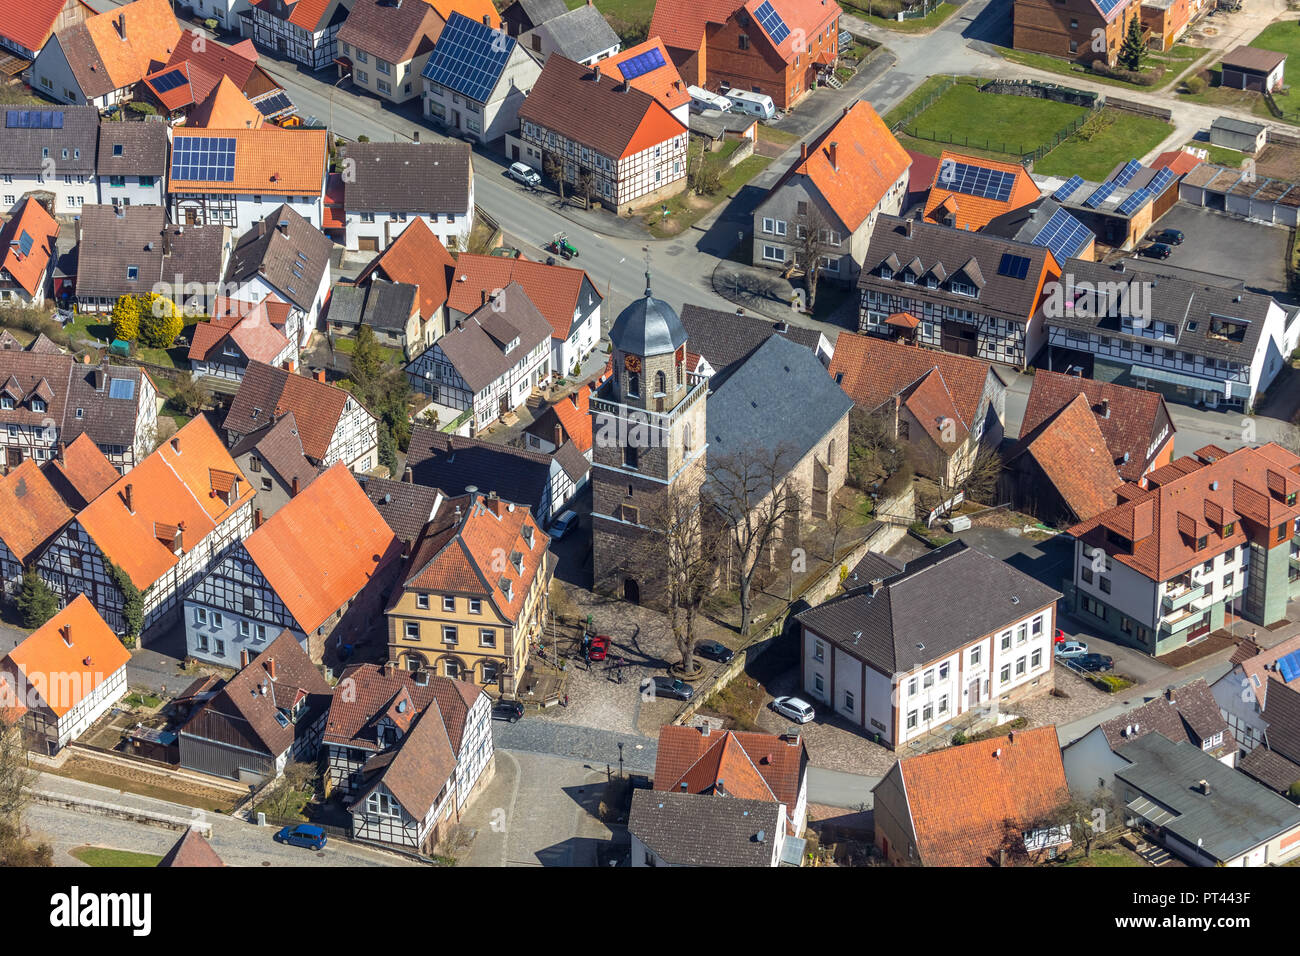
top-left (609, 273), bottom-right (687, 357)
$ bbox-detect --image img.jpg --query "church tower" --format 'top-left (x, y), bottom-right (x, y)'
top-left (590, 273), bottom-right (708, 604)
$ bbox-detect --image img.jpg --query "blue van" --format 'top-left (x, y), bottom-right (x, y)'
top-left (275, 824), bottom-right (327, 850)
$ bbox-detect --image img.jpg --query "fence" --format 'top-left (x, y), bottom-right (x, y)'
top-left (898, 0), bottom-right (938, 19)
top-left (1104, 97), bottom-right (1172, 121)
top-left (980, 78), bottom-right (1098, 108)
top-left (889, 74), bottom-right (959, 133)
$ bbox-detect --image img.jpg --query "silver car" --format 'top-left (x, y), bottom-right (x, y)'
top-left (508, 161), bottom-right (541, 187)
top-left (771, 696), bottom-right (815, 724)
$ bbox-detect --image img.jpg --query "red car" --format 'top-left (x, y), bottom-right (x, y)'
top-left (1054, 628), bottom-right (1066, 644)
top-left (586, 635), bottom-right (610, 661)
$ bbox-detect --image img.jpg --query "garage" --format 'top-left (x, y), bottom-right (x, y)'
top-left (357, 237), bottom-right (379, 252)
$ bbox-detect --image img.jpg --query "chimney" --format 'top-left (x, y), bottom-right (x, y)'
top-left (755, 829), bottom-right (766, 843)
top-left (57, 441), bottom-right (66, 463)
top-left (800, 141), bottom-right (808, 161)
top-left (1098, 398), bottom-right (1110, 419)
top-left (843, 105), bottom-right (850, 118)
top-left (254, 507), bottom-right (263, 529)
top-left (173, 524), bottom-right (184, 553)
top-left (829, 141), bottom-right (839, 171)
top-left (59, 625), bottom-right (72, 647)
top-left (240, 648), bottom-right (251, 668)
top-left (716, 779), bottom-right (726, 795)
top-left (1198, 779), bottom-right (1211, 795)
top-left (481, 289), bottom-right (488, 306)
top-left (291, 476), bottom-right (299, 497)
top-left (1008, 731), bottom-right (1015, 745)
top-left (267, 657), bottom-right (278, 681)
top-left (170, 436), bottom-right (181, 454)
top-left (594, 64), bottom-right (601, 82)
top-left (117, 12), bottom-right (126, 38)
top-left (403, 465), bottom-right (413, 483)
top-left (124, 483), bottom-right (134, 514)
top-left (482, 13), bottom-right (490, 23)
top-left (554, 423), bottom-right (563, 448)
top-left (993, 748), bottom-right (1002, 759)
top-left (315, 369), bottom-right (326, 383)
top-left (1166, 685), bottom-right (1175, 701)
top-left (905, 218), bottom-right (914, 238)
top-left (699, 723), bottom-right (710, 736)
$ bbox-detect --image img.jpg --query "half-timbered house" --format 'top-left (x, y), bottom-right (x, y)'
top-left (0, 460), bottom-right (74, 604)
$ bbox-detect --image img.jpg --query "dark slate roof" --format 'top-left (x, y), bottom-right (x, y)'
top-left (406, 424), bottom-right (554, 509)
top-left (609, 284), bottom-right (687, 357)
top-left (858, 215), bottom-right (1051, 325)
top-left (428, 282), bottom-right (553, 392)
top-left (795, 540), bottom-right (1062, 673)
top-left (530, 4), bottom-right (619, 61)
top-left (552, 437), bottom-right (590, 483)
top-left (63, 361), bottom-right (148, 448)
top-left (339, 142), bottom-right (472, 214)
top-left (228, 411), bottom-right (321, 497)
top-left (679, 304), bottom-right (824, 380)
top-left (629, 788), bottom-right (783, 866)
top-left (75, 204), bottom-right (165, 299)
top-left (707, 335), bottom-right (852, 467)
top-left (164, 222), bottom-right (227, 287)
top-left (1239, 745), bottom-right (1300, 794)
top-left (1046, 257), bottom-right (1276, 364)
top-left (0, 106), bottom-right (98, 175)
top-left (356, 474), bottom-right (443, 545)
top-left (843, 549), bottom-right (903, 589)
top-left (226, 204), bottom-right (332, 312)
top-left (96, 119), bottom-right (168, 177)
top-left (511, 0), bottom-right (567, 26)
top-left (1212, 116), bottom-right (1267, 136)
top-left (326, 283), bottom-right (366, 329)
top-left (1261, 679), bottom-right (1300, 766)
top-left (1099, 679), bottom-right (1236, 759)
top-left (335, 278), bottom-right (421, 335)
top-left (1115, 732), bottom-right (1300, 862)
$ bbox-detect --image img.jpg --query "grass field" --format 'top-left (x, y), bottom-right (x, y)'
top-left (1034, 110), bottom-right (1173, 181)
top-left (646, 144), bottom-right (772, 238)
top-left (70, 847), bottom-right (164, 867)
top-left (840, 1), bottom-right (957, 33)
top-left (1192, 141), bottom-right (1245, 167)
top-left (901, 82), bottom-right (1090, 157)
top-left (1245, 21), bottom-right (1300, 120)
top-left (1062, 848), bottom-right (1145, 867)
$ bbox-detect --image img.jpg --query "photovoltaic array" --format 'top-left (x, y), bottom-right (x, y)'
top-left (149, 69), bottom-right (188, 94)
top-left (1082, 181), bottom-right (1117, 209)
top-left (17, 231), bottom-right (33, 256)
top-left (422, 13), bottom-right (515, 104)
top-left (619, 47), bottom-right (666, 80)
top-left (1111, 159), bottom-right (1141, 186)
top-left (1052, 175), bottom-right (1083, 202)
top-left (5, 110), bottom-right (64, 128)
top-left (997, 253), bottom-right (1030, 280)
top-left (1031, 207), bottom-right (1093, 263)
top-left (1149, 167), bottom-right (1175, 194)
top-left (170, 135), bottom-right (237, 182)
top-left (1115, 188), bottom-right (1153, 217)
top-left (754, 1), bottom-right (790, 46)
top-left (255, 91), bottom-right (293, 116)
top-left (941, 161), bottom-right (1015, 201)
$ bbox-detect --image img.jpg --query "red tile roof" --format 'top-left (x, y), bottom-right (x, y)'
top-left (0, 198), bottom-right (60, 298)
top-left (188, 296), bottom-right (290, 365)
top-left (902, 368), bottom-right (968, 451)
top-left (224, 361), bottom-right (355, 462)
top-left (894, 725), bottom-right (1069, 867)
top-left (1016, 393), bottom-right (1123, 522)
top-left (1151, 149), bottom-right (1204, 178)
top-left (355, 218), bottom-right (456, 318)
top-left (0, 459), bottom-right (73, 564)
top-left (601, 38), bottom-right (690, 113)
top-left (3, 0), bottom-right (93, 53)
top-left (739, 0), bottom-right (841, 64)
top-left (323, 660), bottom-right (481, 752)
top-left (1235, 634), bottom-right (1300, 710)
top-left (243, 463), bottom-right (401, 633)
top-left (156, 29), bottom-right (261, 108)
top-left (447, 252), bottom-right (597, 342)
top-left (186, 74), bottom-right (264, 130)
top-left (1069, 443), bottom-right (1300, 582)
top-left (158, 828), bottom-right (224, 866)
top-left (649, 0), bottom-right (740, 52)
top-left (526, 384), bottom-right (593, 453)
top-left (3, 594), bottom-right (130, 718)
top-left (46, 433), bottom-right (119, 508)
top-left (424, 0), bottom-right (499, 29)
top-left (253, 0), bottom-right (337, 31)
top-left (168, 126), bottom-right (327, 196)
top-left (75, 0), bottom-right (182, 95)
top-left (924, 151), bottom-right (1041, 231)
top-left (654, 725), bottom-right (806, 810)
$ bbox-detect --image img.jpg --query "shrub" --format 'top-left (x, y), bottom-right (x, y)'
top-left (16, 570), bottom-right (58, 629)
top-left (171, 377), bottom-right (211, 416)
top-left (1184, 75), bottom-right (1206, 94)
top-left (1288, 781), bottom-right (1300, 804)
top-left (111, 294), bottom-right (142, 342)
top-left (126, 101), bottom-right (156, 116)
top-left (138, 294), bottom-right (183, 348)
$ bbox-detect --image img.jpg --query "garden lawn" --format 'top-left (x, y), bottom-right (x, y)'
top-left (842, 1), bottom-right (957, 32)
top-left (1034, 110), bottom-right (1173, 181)
top-left (646, 153), bottom-right (772, 238)
top-left (1193, 142), bottom-right (1244, 167)
top-left (70, 847), bottom-right (164, 867)
top-left (1245, 22), bottom-right (1300, 120)
top-left (902, 82), bottom-right (1089, 158)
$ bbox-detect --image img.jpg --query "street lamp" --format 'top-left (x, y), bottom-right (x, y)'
top-left (329, 71), bottom-right (351, 135)
top-left (618, 741), bottom-right (624, 780)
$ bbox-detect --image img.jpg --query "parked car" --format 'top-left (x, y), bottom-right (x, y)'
top-left (1140, 242), bottom-right (1173, 259)
top-left (492, 699), bottom-right (525, 722)
top-left (695, 640), bottom-right (734, 664)
top-left (549, 510), bottom-right (578, 539)
top-left (1054, 628), bottom-right (1067, 644)
top-left (275, 824), bottom-right (327, 850)
top-left (1055, 640), bottom-right (1088, 659)
top-left (1151, 228), bottom-right (1184, 245)
top-left (508, 161), bottom-right (541, 187)
top-left (1076, 653), bottom-right (1114, 672)
top-left (646, 676), bottom-right (694, 701)
top-left (585, 634), bottom-right (610, 661)
top-left (771, 696), bottom-right (815, 724)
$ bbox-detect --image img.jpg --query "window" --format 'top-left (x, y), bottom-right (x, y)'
top-left (239, 621), bottom-right (250, 637)
top-left (126, 266), bottom-right (138, 280)
top-left (479, 628), bottom-right (496, 647)
top-left (970, 646), bottom-right (981, 666)
top-left (939, 662), bottom-right (949, 680)
top-left (404, 621), bottom-right (419, 640)
top-left (469, 598), bottom-right (482, 614)
top-left (922, 704), bottom-right (932, 722)
top-left (248, 456), bottom-right (261, 473)
top-left (31, 399), bottom-right (44, 413)
top-left (762, 217), bottom-right (786, 236)
top-left (1031, 648), bottom-right (1042, 669)
top-left (938, 695), bottom-right (948, 715)
top-left (1015, 656), bottom-right (1026, 676)
top-left (195, 607), bottom-right (208, 625)
top-left (256, 624), bottom-right (267, 642)
top-left (356, 50), bottom-right (368, 63)
top-left (442, 595), bottom-right (455, 611)
top-left (1000, 664), bottom-right (1011, 685)
top-left (260, 477), bottom-right (272, 491)
top-left (1032, 617), bottom-right (1043, 636)
top-left (814, 674), bottom-right (824, 693)
top-left (197, 633), bottom-right (208, 651)
top-left (377, 79), bottom-right (392, 94)
top-left (739, 34), bottom-right (749, 49)
top-left (417, 594), bottom-right (429, 610)
top-left (1000, 631), bottom-right (1012, 651)
top-left (1081, 567), bottom-right (1094, 584)
top-left (445, 659), bottom-right (460, 678)
top-left (212, 612), bottom-right (223, 628)
top-left (762, 245), bottom-right (786, 262)
top-left (442, 625), bottom-right (458, 645)
top-left (844, 690), bottom-right (854, 711)
top-left (1016, 623), bottom-right (1027, 644)
top-left (906, 710), bottom-right (917, 730)
top-left (907, 676), bottom-right (917, 696)
top-left (214, 639), bottom-right (224, 656)
top-left (923, 669), bottom-right (934, 689)
top-left (813, 640), bottom-right (824, 662)
top-left (1100, 576), bottom-right (1111, 594)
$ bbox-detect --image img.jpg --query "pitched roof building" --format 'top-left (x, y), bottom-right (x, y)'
top-left (188, 296), bottom-right (295, 383)
top-left (158, 828), bottom-right (224, 866)
top-left (0, 197), bottom-right (60, 306)
top-left (600, 38), bottom-right (690, 123)
top-left (923, 151), bottom-right (1042, 232)
top-left (336, 141), bottom-right (473, 253)
top-left (226, 410), bottom-right (320, 524)
top-left (629, 788), bottom-right (791, 867)
top-left (247, 0), bottom-right (352, 70)
top-left (336, 0), bottom-right (444, 106)
top-left (223, 205), bottom-right (333, 345)
top-left (0, 459), bottom-right (74, 603)
top-left (0, 0), bottom-right (94, 60)
top-left (356, 474), bottom-right (444, 546)
top-left (520, 2), bottom-right (620, 66)
top-left (352, 217), bottom-right (457, 325)
top-left (678, 303), bottom-right (831, 381)
top-left (140, 30), bottom-right (282, 120)
top-left (42, 432), bottom-right (119, 510)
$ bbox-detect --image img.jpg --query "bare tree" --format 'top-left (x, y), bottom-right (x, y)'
top-left (793, 201), bottom-right (837, 312)
top-left (576, 167), bottom-right (596, 209)
top-left (705, 444), bottom-right (801, 638)
top-left (848, 407), bottom-right (901, 489)
top-left (940, 444), bottom-right (1004, 508)
top-left (543, 151), bottom-right (567, 204)
top-left (0, 716), bottom-right (32, 822)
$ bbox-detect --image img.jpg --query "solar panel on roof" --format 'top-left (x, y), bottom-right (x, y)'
top-left (1115, 187), bottom-right (1152, 217)
top-left (1031, 207), bottom-right (1094, 263)
top-left (754, 0), bottom-right (791, 46)
top-left (1052, 175), bottom-right (1084, 202)
top-left (17, 231), bottom-right (33, 256)
top-left (1111, 159), bottom-right (1142, 186)
top-left (5, 109), bottom-right (64, 129)
top-left (108, 378), bottom-right (135, 400)
top-left (421, 13), bottom-right (515, 105)
top-left (997, 253), bottom-right (1031, 280)
top-left (1278, 649), bottom-right (1300, 683)
top-left (1095, 0), bottom-right (1124, 14)
top-left (619, 46), bottom-right (666, 80)
top-left (1082, 181), bottom-right (1117, 209)
top-left (1149, 167), bottom-right (1175, 193)
top-left (941, 160), bottom-right (1016, 201)
top-left (150, 69), bottom-right (188, 94)
top-left (170, 135), bottom-right (236, 182)
top-left (254, 91), bottom-right (293, 116)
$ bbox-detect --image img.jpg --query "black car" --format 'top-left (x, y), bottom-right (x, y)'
top-left (1152, 228), bottom-right (1184, 245)
top-left (695, 640), bottom-right (734, 664)
top-left (1076, 653), bottom-right (1114, 672)
top-left (1140, 242), bottom-right (1173, 259)
top-left (645, 676), bottom-right (695, 701)
top-left (492, 699), bottom-right (524, 722)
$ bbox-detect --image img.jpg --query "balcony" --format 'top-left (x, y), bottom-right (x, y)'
top-left (1160, 604), bottom-right (1207, 633)
top-left (1162, 580), bottom-right (1205, 613)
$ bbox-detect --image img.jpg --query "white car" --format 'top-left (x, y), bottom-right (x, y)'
top-left (1055, 640), bottom-right (1088, 659)
top-left (771, 696), bottom-right (815, 724)
top-left (549, 510), bottom-right (578, 539)
top-left (508, 162), bottom-right (541, 187)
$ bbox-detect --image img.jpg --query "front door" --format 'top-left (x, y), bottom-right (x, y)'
top-left (623, 578), bottom-right (640, 604)
top-left (968, 678), bottom-right (981, 708)
top-left (5, 447), bottom-right (20, 470)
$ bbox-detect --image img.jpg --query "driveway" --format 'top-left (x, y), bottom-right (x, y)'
top-left (1132, 205), bottom-right (1292, 300)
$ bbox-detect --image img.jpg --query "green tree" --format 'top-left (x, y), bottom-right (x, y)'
top-left (111, 294), bottom-right (142, 342)
top-left (106, 561), bottom-right (144, 640)
top-left (349, 324), bottom-right (384, 387)
top-left (138, 294), bottom-right (183, 348)
top-left (1118, 14), bottom-right (1145, 72)
top-left (342, 326), bottom-right (412, 475)
top-left (15, 570), bottom-right (58, 629)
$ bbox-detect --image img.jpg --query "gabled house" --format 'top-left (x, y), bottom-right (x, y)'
top-left (0, 348), bottom-right (159, 471)
top-left (599, 38), bottom-right (691, 126)
top-left (168, 127), bottom-right (328, 233)
top-left (184, 462), bottom-right (402, 667)
top-left (0, 197), bottom-right (60, 306)
top-left (679, 303), bottom-right (832, 380)
top-left (1237, 680), bottom-right (1300, 796)
top-left (0, 459), bottom-right (74, 603)
top-left (1012, 0), bottom-right (1139, 66)
top-left (41, 432), bottom-right (120, 510)
top-left (1211, 634), bottom-right (1300, 756)
top-left (223, 204), bottom-right (333, 346)
top-left (337, 141), bottom-right (473, 253)
top-left (873, 726), bottom-right (1072, 866)
top-left (139, 30), bottom-right (286, 122)
top-left (405, 424), bottom-right (587, 528)
top-left (0, 105), bottom-right (99, 217)
top-left (227, 410), bottom-right (321, 524)
top-left (500, 0), bottom-right (566, 36)
top-left (0, 594), bottom-right (130, 754)
top-left (404, 281), bottom-right (553, 432)
top-left (349, 219), bottom-right (457, 349)
top-left (336, 0), bottom-right (443, 104)
top-left (247, 0), bottom-right (352, 70)
top-left (386, 490), bottom-right (551, 692)
top-left (630, 789), bottom-right (791, 867)
top-left (857, 215), bottom-right (1060, 369)
top-left (828, 332), bottom-right (1006, 488)
top-left (649, 0), bottom-right (843, 110)
top-left (518, 55), bottom-right (688, 214)
top-left (30, 0), bottom-right (182, 108)
top-left (327, 280), bottom-right (423, 358)
top-left (178, 630), bottom-right (334, 781)
top-left (523, 382), bottom-right (593, 456)
top-left (184, 75), bottom-right (267, 130)
top-left (34, 416), bottom-right (256, 634)
top-left (795, 541), bottom-right (1061, 748)
top-left (1066, 443), bottom-right (1300, 656)
top-left (187, 294), bottom-right (296, 382)
top-left (520, 2), bottom-right (619, 66)
top-left (95, 120), bottom-right (167, 208)
top-left (753, 101), bottom-right (910, 283)
top-left (1062, 678), bottom-right (1235, 798)
top-left (923, 151), bottom-right (1041, 232)
top-left (422, 12), bottom-right (542, 145)
top-left (224, 360), bottom-right (380, 473)
top-left (356, 473), bottom-right (443, 547)
top-left (442, 251), bottom-right (602, 377)
top-left (981, 197), bottom-right (1096, 264)
top-left (322, 660), bottom-right (494, 852)
top-left (654, 724), bottom-right (809, 835)
top-left (0, 0), bottom-right (93, 62)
